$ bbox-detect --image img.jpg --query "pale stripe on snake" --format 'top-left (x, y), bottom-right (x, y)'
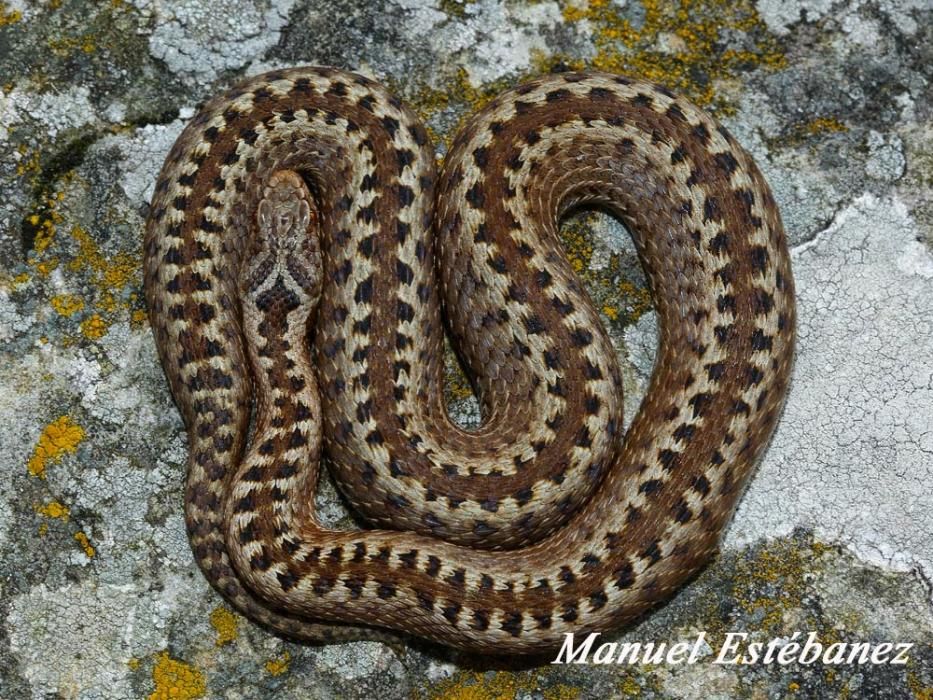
top-left (143, 67), bottom-right (795, 654)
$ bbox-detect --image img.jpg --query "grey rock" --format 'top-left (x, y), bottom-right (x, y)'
top-left (1, 0), bottom-right (931, 697)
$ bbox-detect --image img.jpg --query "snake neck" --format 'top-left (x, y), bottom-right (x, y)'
top-left (235, 168), bottom-right (326, 539)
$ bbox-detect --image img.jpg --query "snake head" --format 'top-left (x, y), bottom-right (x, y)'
top-left (257, 171), bottom-right (314, 241)
top-left (240, 169), bottom-right (324, 307)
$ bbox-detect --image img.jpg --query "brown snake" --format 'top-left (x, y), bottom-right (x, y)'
top-left (143, 67), bottom-right (795, 654)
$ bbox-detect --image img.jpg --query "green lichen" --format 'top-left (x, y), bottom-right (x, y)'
top-left (0, 1), bottom-right (22, 26)
top-left (0, 0), bottom-right (151, 92)
top-left (419, 668), bottom-right (585, 700)
top-left (559, 212), bottom-right (653, 327)
top-left (400, 0), bottom-right (787, 129)
top-left (561, 0), bottom-right (786, 112)
top-left (438, 0), bottom-right (478, 19)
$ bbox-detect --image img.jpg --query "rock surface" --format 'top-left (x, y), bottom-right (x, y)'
top-left (1, 0), bottom-right (931, 698)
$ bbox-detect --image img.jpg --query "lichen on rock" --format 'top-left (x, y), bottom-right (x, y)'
top-left (0, 0), bottom-right (931, 698)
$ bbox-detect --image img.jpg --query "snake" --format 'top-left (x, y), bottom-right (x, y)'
top-left (143, 66), bottom-right (795, 654)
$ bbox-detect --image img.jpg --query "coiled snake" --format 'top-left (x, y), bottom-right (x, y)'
top-left (143, 67), bottom-right (795, 654)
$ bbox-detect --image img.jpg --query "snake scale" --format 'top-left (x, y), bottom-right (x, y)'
top-left (143, 67), bottom-right (795, 654)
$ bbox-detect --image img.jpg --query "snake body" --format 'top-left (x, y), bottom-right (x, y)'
top-left (143, 67), bottom-right (795, 654)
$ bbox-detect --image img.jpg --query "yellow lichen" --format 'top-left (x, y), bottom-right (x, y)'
top-left (443, 339), bottom-right (476, 403)
top-left (20, 184), bottom-right (68, 284)
top-left (27, 416), bottom-right (85, 479)
top-left (617, 278), bottom-right (653, 319)
top-left (560, 0), bottom-right (786, 110)
top-left (528, 50), bottom-right (586, 77)
top-left (559, 213), bottom-right (654, 324)
top-left (24, 204), bottom-right (142, 342)
top-left (80, 313), bottom-right (109, 339)
top-left (36, 500), bottom-right (71, 520)
top-left (907, 669), bottom-right (933, 700)
top-left (800, 116), bottom-right (849, 136)
top-left (618, 676), bottom-right (644, 696)
top-left (544, 685), bottom-right (582, 700)
top-left (29, 194), bottom-right (65, 256)
top-left (50, 293), bottom-right (85, 317)
top-left (264, 650), bottom-right (290, 676)
top-left (424, 669), bottom-right (581, 700)
top-left (0, 2), bottom-right (21, 27)
top-left (127, 657), bottom-right (141, 671)
top-left (427, 671), bottom-right (519, 700)
top-left (74, 530), bottom-right (96, 557)
top-left (559, 217), bottom-right (595, 274)
top-left (10, 271), bottom-right (31, 288)
top-left (68, 225), bottom-right (140, 314)
top-left (561, 1), bottom-right (589, 23)
top-left (209, 606), bottom-right (239, 646)
top-left (148, 652), bottom-right (206, 700)
top-left (15, 144), bottom-right (41, 178)
top-left (718, 537), bottom-right (828, 645)
top-left (48, 34), bottom-right (97, 57)
top-left (35, 258), bottom-right (59, 276)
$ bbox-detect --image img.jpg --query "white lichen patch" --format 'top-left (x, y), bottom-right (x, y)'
top-left (865, 130), bottom-right (906, 182)
top-left (726, 194), bottom-right (933, 587)
top-left (622, 308), bottom-right (657, 425)
top-left (0, 85), bottom-right (99, 144)
top-left (755, 0), bottom-right (835, 36)
top-left (111, 120), bottom-right (188, 206)
top-left (83, 322), bottom-right (168, 426)
top-left (131, 0), bottom-right (298, 82)
top-left (313, 640), bottom-right (401, 680)
top-left (401, 0), bottom-right (566, 86)
top-left (813, 547), bottom-right (933, 643)
top-left (6, 575), bottom-right (205, 700)
top-left (657, 658), bottom-right (739, 700)
top-left (725, 91), bottom-right (846, 248)
top-left (0, 287), bottom-right (36, 342)
top-left (52, 440), bottom-right (192, 583)
top-left (391, 0), bottom-right (448, 39)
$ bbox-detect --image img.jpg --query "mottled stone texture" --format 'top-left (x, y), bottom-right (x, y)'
top-left (0, 0), bottom-right (931, 698)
